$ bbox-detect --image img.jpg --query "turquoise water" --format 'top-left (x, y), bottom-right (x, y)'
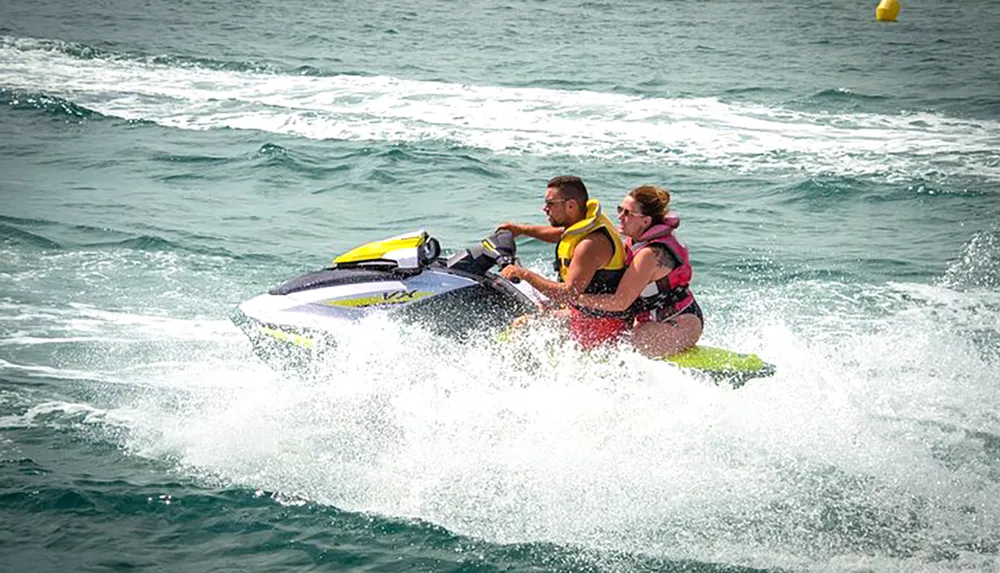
top-left (2, 0), bottom-right (999, 570)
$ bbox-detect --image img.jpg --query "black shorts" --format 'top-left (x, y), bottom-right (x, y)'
top-left (650, 298), bottom-right (703, 327)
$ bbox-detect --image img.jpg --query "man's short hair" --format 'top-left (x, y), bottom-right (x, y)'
top-left (547, 175), bottom-right (589, 206)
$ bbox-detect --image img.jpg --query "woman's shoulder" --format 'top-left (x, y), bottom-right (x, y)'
top-left (639, 243), bottom-right (675, 270)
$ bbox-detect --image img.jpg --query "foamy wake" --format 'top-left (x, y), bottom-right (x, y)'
top-left (3, 36), bottom-right (999, 182)
top-left (3, 275), bottom-right (997, 571)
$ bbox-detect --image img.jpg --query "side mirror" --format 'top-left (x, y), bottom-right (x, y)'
top-left (418, 237), bottom-right (441, 266)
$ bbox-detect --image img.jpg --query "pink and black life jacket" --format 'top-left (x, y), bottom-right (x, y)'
top-left (624, 214), bottom-right (694, 316)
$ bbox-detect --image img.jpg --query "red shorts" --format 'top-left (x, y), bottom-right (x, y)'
top-left (568, 306), bottom-right (628, 350)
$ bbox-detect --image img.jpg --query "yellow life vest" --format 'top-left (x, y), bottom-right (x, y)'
top-left (554, 199), bottom-right (626, 294)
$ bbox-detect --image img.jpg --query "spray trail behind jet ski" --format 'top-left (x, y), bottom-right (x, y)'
top-left (4, 35), bottom-right (1000, 183)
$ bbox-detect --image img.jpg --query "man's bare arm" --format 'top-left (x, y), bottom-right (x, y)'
top-left (496, 222), bottom-right (563, 244)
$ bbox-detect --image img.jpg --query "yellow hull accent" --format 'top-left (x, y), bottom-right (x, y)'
top-left (257, 326), bottom-right (314, 350)
top-left (497, 324), bottom-right (772, 381)
top-left (334, 231), bottom-right (426, 265)
top-left (322, 290), bottom-right (434, 308)
top-left (660, 345), bottom-right (766, 372)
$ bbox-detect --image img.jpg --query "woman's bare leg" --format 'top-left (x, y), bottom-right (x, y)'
top-left (630, 314), bottom-right (702, 358)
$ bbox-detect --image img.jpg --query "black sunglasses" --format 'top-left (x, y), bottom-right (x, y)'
top-left (617, 205), bottom-right (646, 218)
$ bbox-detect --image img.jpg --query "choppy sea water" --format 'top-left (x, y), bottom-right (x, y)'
top-left (2, 0), bottom-right (999, 571)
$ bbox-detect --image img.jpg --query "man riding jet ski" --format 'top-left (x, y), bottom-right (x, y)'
top-left (496, 175), bottom-right (631, 350)
top-left (233, 229), bottom-right (775, 387)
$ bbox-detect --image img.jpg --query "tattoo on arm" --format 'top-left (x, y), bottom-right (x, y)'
top-left (651, 244), bottom-right (674, 269)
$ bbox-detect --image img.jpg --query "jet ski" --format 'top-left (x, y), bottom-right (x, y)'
top-left (233, 230), bottom-right (775, 387)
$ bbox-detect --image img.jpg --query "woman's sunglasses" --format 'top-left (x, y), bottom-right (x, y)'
top-left (617, 205), bottom-right (646, 218)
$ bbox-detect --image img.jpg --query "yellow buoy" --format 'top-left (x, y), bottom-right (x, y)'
top-left (876, 0), bottom-right (900, 21)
